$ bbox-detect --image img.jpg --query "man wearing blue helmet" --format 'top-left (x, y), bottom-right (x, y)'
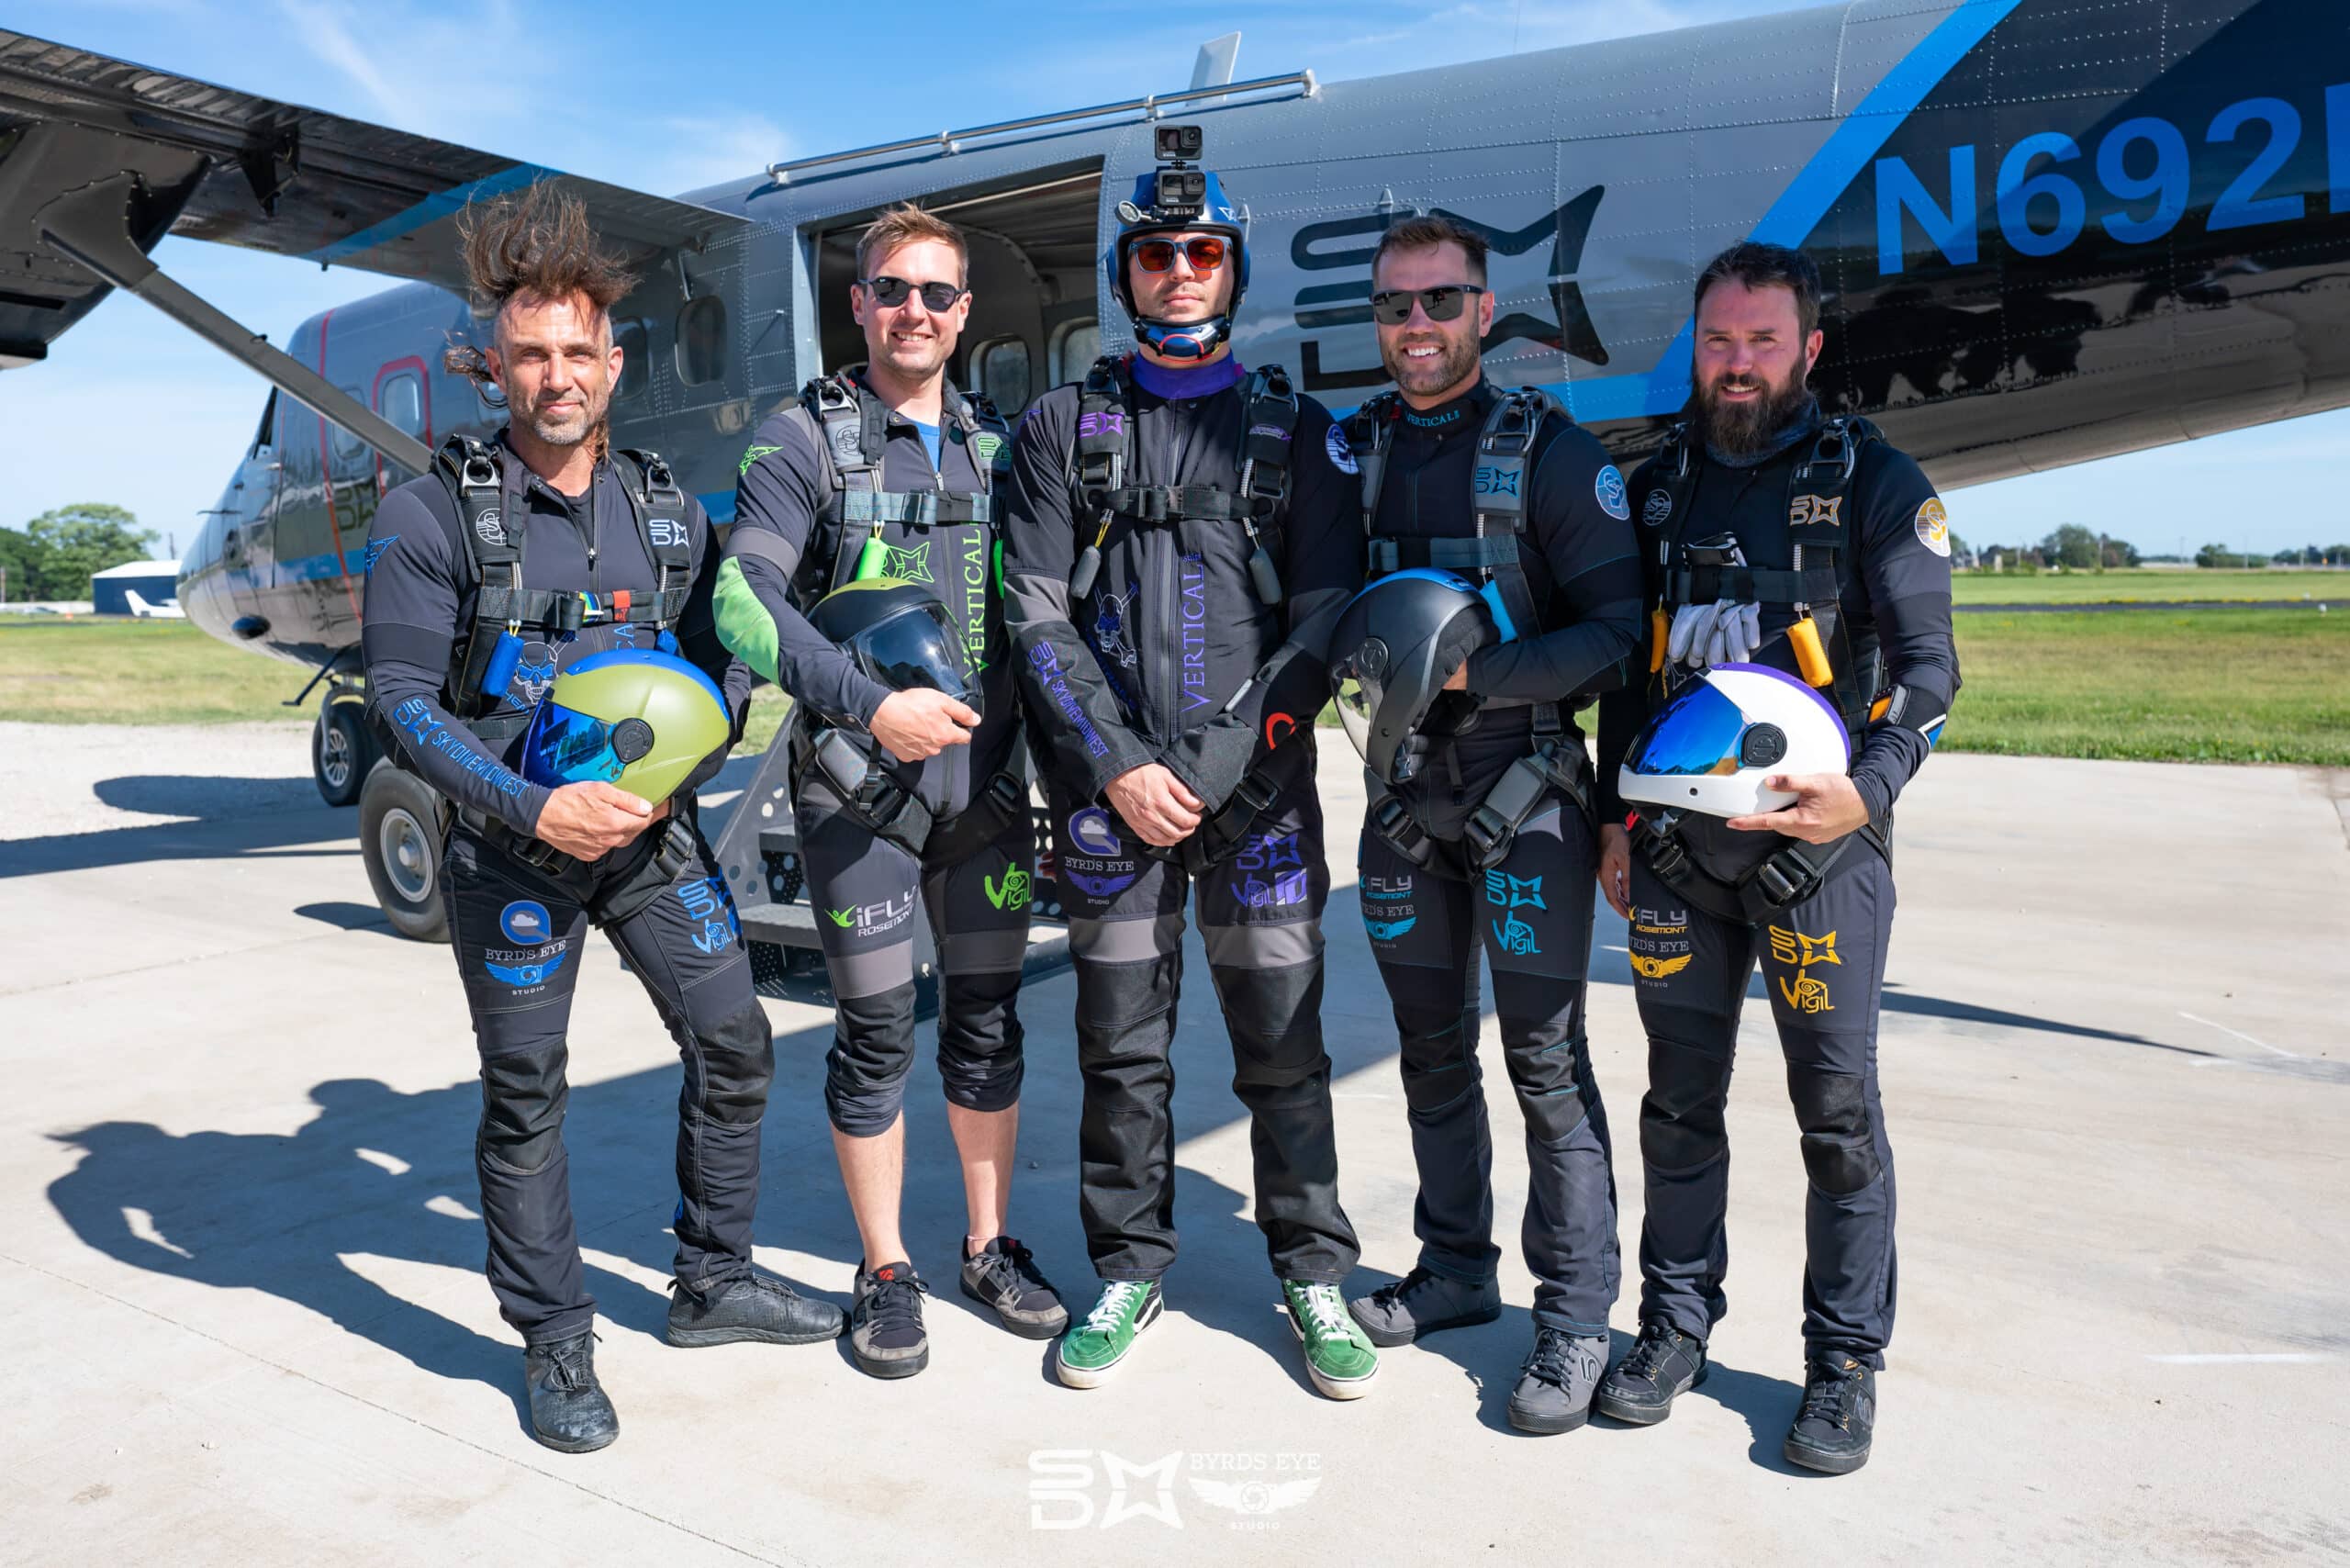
top-left (1001, 128), bottom-right (1377, 1397)
top-left (360, 187), bottom-right (841, 1455)
top-left (1593, 241), bottom-right (1961, 1474)
top-left (1330, 216), bottom-right (1644, 1436)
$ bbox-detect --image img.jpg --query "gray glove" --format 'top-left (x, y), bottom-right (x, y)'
top-left (1668, 599), bottom-right (1762, 669)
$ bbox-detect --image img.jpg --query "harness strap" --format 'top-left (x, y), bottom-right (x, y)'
top-left (1135, 733), bottom-right (1316, 875)
top-left (1629, 812), bottom-right (1887, 924)
top-left (841, 490), bottom-right (994, 526)
top-left (1368, 734), bottom-right (1592, 877)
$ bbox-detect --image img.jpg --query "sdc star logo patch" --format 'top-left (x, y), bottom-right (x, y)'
top-left (1595, 465), bottom-right (1630, 521)
top-left (1642, 488), bottom-right (1673, 527)
top-left (1325, 423), bottom-right (1360, 476)
top-left (1914, 498), bottom-right (1952, 556)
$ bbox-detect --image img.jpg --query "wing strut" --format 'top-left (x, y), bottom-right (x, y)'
top-left (37, 169), bottom-right (434, 473)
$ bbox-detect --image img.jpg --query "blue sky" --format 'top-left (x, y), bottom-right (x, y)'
top-left (7, 0), bottom-right (2346, 559)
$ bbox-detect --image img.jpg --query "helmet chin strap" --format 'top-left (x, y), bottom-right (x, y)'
top-left (1134, 314), bottom-right (1233, 360)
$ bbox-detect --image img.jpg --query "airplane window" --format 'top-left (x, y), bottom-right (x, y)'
top-left (974, 337), bottom-right (1031, 414)
top-left (330, 387), bottom-right (368, 465)
top-left (380, 373), bottom-right (425, 437)
top-left (614, 319), bottom-right (651, 401)
top-left (677, 297), bottom-right (727, 386)
top-left (1051, 319), bottom-right (1101, 384)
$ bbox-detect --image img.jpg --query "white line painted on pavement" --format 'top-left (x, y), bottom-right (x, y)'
top-left (353, 1148), bottom-right (410, 1175)
top-left (2177, 1011), bottom-right (2300, 1058)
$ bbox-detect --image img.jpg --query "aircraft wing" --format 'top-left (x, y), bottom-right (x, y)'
top-left (0, 28), bottom-right (746, 365)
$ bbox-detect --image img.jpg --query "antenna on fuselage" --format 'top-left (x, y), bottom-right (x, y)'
top-left (1190, 33), bottom-right (1240, 106)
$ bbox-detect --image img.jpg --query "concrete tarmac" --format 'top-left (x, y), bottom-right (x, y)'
top-left (1, 728), bottom-right (2344, 1566)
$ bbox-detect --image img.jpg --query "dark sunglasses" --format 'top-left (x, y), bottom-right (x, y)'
top-left (1370, 285), bottom-right (1488, 326)
top-left (861, 275), bottom-right (968, 311)
top-left (1133, 236), bottom-right (1229, 274)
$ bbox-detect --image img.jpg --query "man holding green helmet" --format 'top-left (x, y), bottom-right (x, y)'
top-left (360, 186), bottom-right (842, 1455)
top-left (716, 205), bottom-right (1064, 1382)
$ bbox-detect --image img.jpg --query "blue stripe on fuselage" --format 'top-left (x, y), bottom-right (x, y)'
top-left (307, 163), bottom-right (559, 266)
top-left (1546, 0), bottom-right (2027, 422)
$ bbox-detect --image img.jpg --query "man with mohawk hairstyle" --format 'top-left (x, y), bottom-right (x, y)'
top-left (361, 184), bottom-right (840, 1455)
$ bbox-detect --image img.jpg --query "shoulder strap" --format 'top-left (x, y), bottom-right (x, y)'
top-left (1345, 391), bottom-right (1402, 541)
top-left (952, 385), bottom-right (1013, 497)
top-left (1073, 354), bottom-right (1133, 515)
top-left (1785, 413), bottom-right (1881, 728)
top-left (1238, 364), bottom-right (1298, 519)
top-left (1472, 386), bottom-right (1555, 540)
top-left (611, 447), bottom-right (693, 617)
top-left (432, 432), bottom-right (520, 588)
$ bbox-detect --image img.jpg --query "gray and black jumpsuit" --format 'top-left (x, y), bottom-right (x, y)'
top-left (360, 435), bottom-right (766, 1347)
top-left (1595, 404), bottom-right (1960, 1369)
top-left (717, 374), bottom-right (1031, 1138)
top-left (1355, 382), bottom-right (1643, 1336)
top-left (1001, 353), bottom-right (1363, 1286)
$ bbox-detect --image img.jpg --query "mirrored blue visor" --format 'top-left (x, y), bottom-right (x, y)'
top-left (523, 703), bottom-right (629, 788)
top-left (1623, 679), bottom-right (1750, 778)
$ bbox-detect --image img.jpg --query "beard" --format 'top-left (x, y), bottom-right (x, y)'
top-left (1694, 363), bottom-right (1816, 458)
top-left (520, 384), bottom-right (609, 450)
top-left (1382, 328), bottom-right (1482, 398)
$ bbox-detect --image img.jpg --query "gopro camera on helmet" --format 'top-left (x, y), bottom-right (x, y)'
top-left (1150, 125), bottom-right (1207, 221)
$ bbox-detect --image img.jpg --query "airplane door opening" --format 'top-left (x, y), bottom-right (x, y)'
top-left (809, 163), bottom-right (1102, 418)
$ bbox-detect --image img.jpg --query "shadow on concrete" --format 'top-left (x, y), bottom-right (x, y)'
top-left (294, 901), bottom-right (395, 934)
top-left (1, 799), bottom-right (356, 879)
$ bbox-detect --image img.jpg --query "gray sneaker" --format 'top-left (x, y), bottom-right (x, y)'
top-left (1508, 1328), bottom-right (1609, 1434)
top-left (1347, 1266), bottom-right (1502, 1348)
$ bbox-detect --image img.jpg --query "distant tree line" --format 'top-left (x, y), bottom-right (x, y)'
top-left (1966, 525), bottom-right (2350, 571)
top-left (0, 505), bottom-right (155, 600)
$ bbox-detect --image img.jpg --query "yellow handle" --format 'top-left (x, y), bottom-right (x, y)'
top-left (1787, 614), bottom-right (1833, 688)
top-left (1648, 608), bottom-right (1669, 674)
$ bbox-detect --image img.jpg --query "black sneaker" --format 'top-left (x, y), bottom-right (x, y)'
top-left (1507, 1328), bottom-right (1609, 1435)
top-left (850, 1260), bottom-right (929, 1379)
top-left (667, 1271), bottom-right (845, 1348)
top-left (1784, 1355), bottom-right (1876, 1474)
top-left (522, 1330), bottom-right (618, 1454)
top-left (960, 1236), bottom-right (1069, 1339)
top-left (1594, 1320), bottom-right (1709, 1426)
top-left (1346, 1266), bottom-right (1503, 1348)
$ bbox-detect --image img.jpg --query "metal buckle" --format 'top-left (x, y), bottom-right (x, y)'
top-left (1462, 803), bottom-right (1509, 867)
top-left (1751, 848), bottom-right (1818, 909)
top-left (460, 455), bottom-right (500, 492)
top-left (1233, 767), bottom-right (1280, 815)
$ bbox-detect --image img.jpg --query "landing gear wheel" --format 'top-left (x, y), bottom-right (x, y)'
top-left (359, 760), bottom-right (449, 942)
top-left (313, 699), bottom-right (377, 807)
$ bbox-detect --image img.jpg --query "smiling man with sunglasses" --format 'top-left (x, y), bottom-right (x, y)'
top-left (717, 204), bottom-right (1067, 1383)
top-left (1336, 215), bottom-right (1645, 1435)
top-left (1000, 136), bottom-right (1375, 1398)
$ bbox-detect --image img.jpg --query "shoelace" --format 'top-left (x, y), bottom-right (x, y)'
top-left (974, 1238), bottom-right (1043, 1293)
top-left (1291, 1283), bottom-right (1357, 1342)
top-left (1619, 1325), bottom-right (1679, 1382)
top-left (1798, 1364), bottom-right (1861, 1429)
top-left (541, 1332), bottom-right (599, 1393)
top-left (863, 1271), bottom-right (928, 1331)
top-left (1523, 1331), bottom-right (1597, 1390)
top-left (1083, 1280), bottom-right (1149, 1334)
top-left (1369, 1266), bottom-right (1433, 1312)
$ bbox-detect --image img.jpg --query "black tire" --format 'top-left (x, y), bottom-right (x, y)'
top-left (313, 699), bottom-right (376, 808)
top-left (359, 760), bottom-right (450, 943)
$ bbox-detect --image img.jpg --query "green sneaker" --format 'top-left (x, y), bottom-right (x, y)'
top-left (1056, 1280), bottom-right (1162, 1389)
top-left (1284, 1281), bottom-right (1379, 1400)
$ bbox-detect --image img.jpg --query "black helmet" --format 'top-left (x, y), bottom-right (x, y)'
top-left (808, 576), bottom-right (980, 713)
top-left (1326, 569), bottom-right (1507, 785)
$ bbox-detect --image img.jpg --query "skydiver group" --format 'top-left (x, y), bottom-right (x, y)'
top-left (361, 142), bottom-right (1958, 1477)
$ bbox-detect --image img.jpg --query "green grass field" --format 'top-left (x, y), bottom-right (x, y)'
top-left (0, 617), bottom-right (313, 725)
top-left (1943, 606), bottom-right (2348, 765)
top-left (6, 605), bottom-right (2343, 767)
top-left (1952, 567), bottom-right (2345, 605)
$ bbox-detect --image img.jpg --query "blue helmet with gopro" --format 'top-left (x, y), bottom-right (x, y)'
top-left (1108, 123), bottom-right (1249, 360)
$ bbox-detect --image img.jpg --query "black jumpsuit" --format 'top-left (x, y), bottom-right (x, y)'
top-left (1595, 407), bottom-right (1960, 1369)
top-left (718, 375), bottom-right (1031, 1138)
top-left (1356, 381), bottom-right (1644, 1335)
top-left (1001, 353), bottom-right (1364, 1285)
top-left (361, 436), bottom-right (766, 1347)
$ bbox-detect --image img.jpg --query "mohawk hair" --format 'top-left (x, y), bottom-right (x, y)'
top-left (443, 184), bottom-right (637, 390)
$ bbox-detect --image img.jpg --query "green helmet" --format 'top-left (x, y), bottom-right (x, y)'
top-left (809, 576), bottom-right (980, 711)
top-left (521, 648), bottom-right (732, 804)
